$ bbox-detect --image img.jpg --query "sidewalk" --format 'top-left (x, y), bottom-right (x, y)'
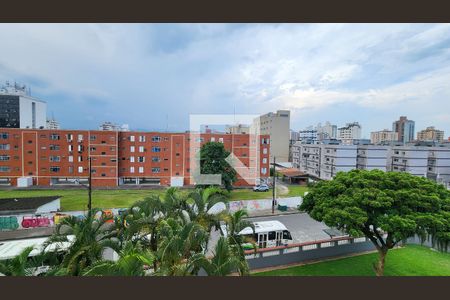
top-left (246, 208), bottom-right (301, 218)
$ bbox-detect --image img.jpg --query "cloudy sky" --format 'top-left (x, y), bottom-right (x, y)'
top-left (0, 24), bottom-right (449, 138)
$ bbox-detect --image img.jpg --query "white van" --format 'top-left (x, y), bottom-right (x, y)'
top-left (221, 220), bottom-right (293, 249)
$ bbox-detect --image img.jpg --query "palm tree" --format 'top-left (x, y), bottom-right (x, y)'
top-left (221, 209), bottom-right (256, 271)
top-left (186, 187), bottom-right (229, 231)
top-left (44, 208), bottom-right (119, 276)
top-left (82, 241), bottom-right (154, 276)
top-left (0, 246), bottom-right (35, 276)
top-left (194, 237), bottom-right (249, 276)
top-left (155, 218), bottom-right (209, 276)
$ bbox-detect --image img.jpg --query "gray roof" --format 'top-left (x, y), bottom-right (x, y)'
top-left (0, 196), bottom-right (61, 212)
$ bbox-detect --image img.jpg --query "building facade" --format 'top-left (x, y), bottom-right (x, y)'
top-left (392, 116), bottom-right (415, 144)
top-left (338, 122), bottom-right (362, 145)
top-left (417, 126), bottom-right (445, 143)
top-left (0, 82), bottom-right (47, 129)
top-left (0, 128), bottom-right (270, 188)
top-left (256, 110), bottom-right (290, 162)
top-left (370, 129), bottom-right (398, 144)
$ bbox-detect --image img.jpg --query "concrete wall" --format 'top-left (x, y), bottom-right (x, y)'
top-left (228, 197), bottom-right (302, 213)
top-left (246, 237), bottom-right (375, 271)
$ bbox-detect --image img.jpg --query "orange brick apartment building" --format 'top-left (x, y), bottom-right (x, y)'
top-left (0, 128), bottom-right (270, 187)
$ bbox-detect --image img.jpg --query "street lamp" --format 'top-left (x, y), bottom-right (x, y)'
top-left (73, 157), bottom-right (92, 214)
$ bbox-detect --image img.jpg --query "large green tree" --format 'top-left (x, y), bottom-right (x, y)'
top-left (300, 169), bottom-right (450, 276)
top-left (199, 142), bottom-right (237, 191)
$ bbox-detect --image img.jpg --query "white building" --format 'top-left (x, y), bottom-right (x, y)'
top-left (46, 118), bottom-right (60, 129)
top-left (255, 110), bottom-right (290, 162)
top-left (357, 145), bottom-right (390, 171)
top-left (0, 81), bottom-right (47, 129)
top-left (338, 122), bottom-right (362, 145)
top-left (426, 147), bottom-right (450, 188)
top-left (99, 122), bottom-right (130, 131)
top-left (388, 146), bottom-right (429, 177)
top-left (317, 122), bottom-right (338, 140)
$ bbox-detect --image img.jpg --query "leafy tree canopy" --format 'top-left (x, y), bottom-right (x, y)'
top-left (199, 142), bottom-right (237, 191)
top-left (300, 169), bottom-right (450, 275)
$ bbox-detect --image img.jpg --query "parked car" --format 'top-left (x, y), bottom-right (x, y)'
top-left (253, 183), bottom-right (269, 192)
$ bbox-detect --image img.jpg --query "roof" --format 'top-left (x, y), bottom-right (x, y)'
top-left (0, 196), bottom-right (61, 212)
top-left (278, 168), bottom-right (308, 178)
top-left (0, 235), bottom-right (75, 260)
top-left (272, 162), bottom-right (293, 169)
top-left (239, 220), bottom-right (288, 235)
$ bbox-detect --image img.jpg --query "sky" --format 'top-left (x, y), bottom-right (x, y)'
top-left (0, 23), bottom-right (449, 138)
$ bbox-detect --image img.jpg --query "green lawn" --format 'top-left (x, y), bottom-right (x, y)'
top-left (0, 184), bottom-right (308, 211)
top-left (254, 245), bottom-right (450, 276)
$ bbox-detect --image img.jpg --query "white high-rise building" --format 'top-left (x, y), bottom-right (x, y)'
top-left (0, 81), bottom-right (47, 129)
top-left (338, 122), bottom-right (362, 145)
top-left (99, 122), bottom-right (130, 132)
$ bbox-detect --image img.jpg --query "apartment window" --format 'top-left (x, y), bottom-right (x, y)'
top-left (130, 166), bottom-right (135, 173)
top-left (101, 152), bottom-right (106, 155)
top-left (69, 145), bottom-right (74, 152)
top-left (130, 146), bottom-right (135, 153)
top-left (49, 144), bottom-right (60, 151)
top-left (50, 133), bottom-right (60, 140)
top-left (49, 156), bottom-right (61, 162)
top-left (0, 155), bottom-right (10, 161)
top-left (139, 166), bottom-right (144, 173)
top-left (101, 162), bottom-right (106, 166)
top-left (263, 148), bottom-right (267, 154)
top-left (68, 166), bottom-right (73, 173)
top-left (218, 138), bottom-right (223, 143)
top-left (78, 134), bottom-right (83, 142)
top-left (27, 150), bottom-right (33, 154)
top-left (262, 158), bottom-right (267, 164)
top-left (186, 168), bottom-right (190, 173)
top-left (90, 147), bottom-right (96, 151)
top-left (78, 166), bottom-right (83, 173)
top-left (138, 146), bottom-right (144, 152)
top-left (129, 135), bottom-right (135, 142)
top-left (0, 166), bottom-right (10, 172)
top-left (78, 156), bottom-right (83, 162)
top-left (130, 156), bottom-right (135, 162)
top-left (152, 147), bottom-right (161, 152)
top-left (101, 173), bottom-right (106, 177)
top-left (90, 135), bottom-right (97, 141)
top-left (164, 137), bottom-right (169, 141)
top-left (138, 156), bottom-right (145, 163)
top-left (176, 153), bottom-right (180, 156)
top-left (152, 167), bottom-right (160, 173)
top-left (139, 135), bottom-right (146, 142)
top-left (0, 133), bottom-right (9, 139)
top-left (261, 167), bottom-right (267, 175)
top-left (68, 156), bottom-right (74, 162)
top-left (152, 136), bottom-right (161, 142)
top-left (110, 158), bottom-right (117, 162)
top-left (211, 137), bottom-right (215, 142)
top-left (67, 134), bottom-right (73, 141)
top-left (77, 145), bottom-right (84, 152)
top-left (152, 156), bottom-right (160, 162)
top-left (50, 166), bottom-right (60, 173)
top-left (110, 147), bottom-right (115, 152)
top-left (0, 144), bottom-right (10, 150)
top-left (164, 168), bottom-right (169, 171)
top-left (28, 140), bottom-right (33, 144)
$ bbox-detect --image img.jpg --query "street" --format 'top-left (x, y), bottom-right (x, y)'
top-left (207, 212), bottom-right (334, 255)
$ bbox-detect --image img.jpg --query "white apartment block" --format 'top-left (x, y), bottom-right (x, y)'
top-left (292, 143), bottom-right (357, 180)
top-left (427, 147), bottom-right (450, 188)
top-left (388, 146), bottom-right (429, 177)
top-left (357, 145), bottom-right (390, 171)
top-left (338, 122), bottom-right (362, 145)
top-left (291, 142), bottom-right (450, 187)
top-left (256, 110), bottom-right (290, 162)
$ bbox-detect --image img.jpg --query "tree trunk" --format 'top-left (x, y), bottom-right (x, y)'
top-left (374, 248), bottom-right (387, 276)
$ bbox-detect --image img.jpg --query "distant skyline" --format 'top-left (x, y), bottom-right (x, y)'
top-left (0, 24), bottom-right (449, 138)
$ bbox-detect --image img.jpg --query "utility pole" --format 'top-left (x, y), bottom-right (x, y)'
top-left (88, 156), bottom-right (92, 213)
top-left (272, 156), bottom-right (276, 214)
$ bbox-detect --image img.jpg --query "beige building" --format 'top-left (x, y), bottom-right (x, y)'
top-left (255, 110), bottom-right (290, 162)
top-left (338, 122), bottom-right (361, 145)
top-left (417, 126), bottom-right (445, 142)
top-left (370, 129), bottom-right (398, 144)
top-left (226, 124), bottom-right (250, 134)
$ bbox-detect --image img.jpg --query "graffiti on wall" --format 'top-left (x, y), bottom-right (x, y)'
top-left (0, 216), bottom-right (19, 230)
